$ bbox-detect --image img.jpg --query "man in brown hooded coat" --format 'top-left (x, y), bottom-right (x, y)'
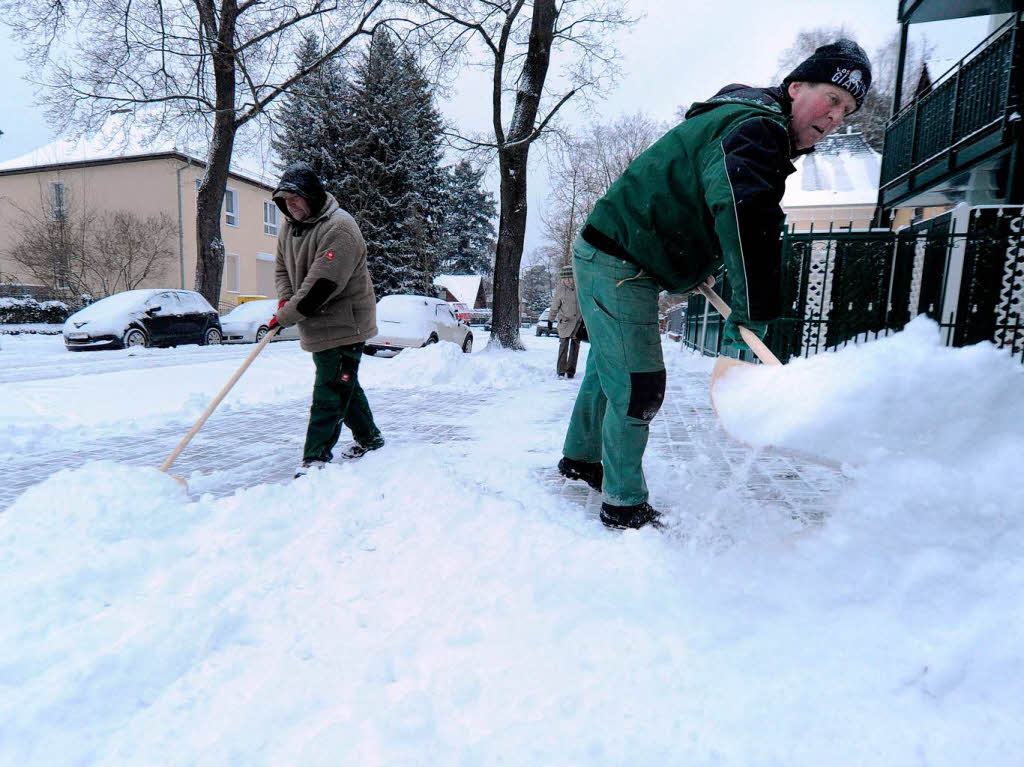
top-left (268, 162), bottom-right (385, 477)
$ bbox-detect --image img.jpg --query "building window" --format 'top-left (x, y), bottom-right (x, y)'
top-left (49, 181), bottom-right (68, 221)
top-left (225, 188), bottom-right (239, 226)
top-left (264, 201), bottom-right (279, 236)
top-left (224, 253), bottom-right (240, 293)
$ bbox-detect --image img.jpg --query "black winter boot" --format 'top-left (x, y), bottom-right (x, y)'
top-left (600, 502), bottom-right (662, 530)
top-left (558, 457), bottom-right (603, 491)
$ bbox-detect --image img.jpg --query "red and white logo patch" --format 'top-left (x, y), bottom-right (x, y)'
top-left (324, 250), bottom-right (335, 260)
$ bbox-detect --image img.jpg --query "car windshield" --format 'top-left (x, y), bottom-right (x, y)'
top-left (69, 290), bottom-right (160, 321)
top-left (223, 300), bottom-right (274, 320)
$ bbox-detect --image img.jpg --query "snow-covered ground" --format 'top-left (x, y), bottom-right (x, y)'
top-left (2, 321), bottom-right (1022, 765)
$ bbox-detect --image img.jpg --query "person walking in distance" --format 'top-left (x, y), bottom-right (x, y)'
top-left (551, 264), bottom-right (583, 378)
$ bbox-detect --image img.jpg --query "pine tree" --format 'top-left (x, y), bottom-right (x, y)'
top-left (271, 34), bottom-right (349, 189)
top-left (335, 31), bottom-right (448, 296)
top-left (438, 159), bottom-right (497, 276)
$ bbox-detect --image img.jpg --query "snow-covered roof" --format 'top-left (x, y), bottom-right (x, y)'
top-left (433, 274), bottom-right (482, 305)
top-left (783, 131), bottom-right (880, 209)
top-left (0, 127), bottom-right (276, 188)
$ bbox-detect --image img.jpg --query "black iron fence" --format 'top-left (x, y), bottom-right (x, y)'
top-left (880, 17), bottom-right (1018, 188)
top-left (680, 207), bottom-right (1024, 364)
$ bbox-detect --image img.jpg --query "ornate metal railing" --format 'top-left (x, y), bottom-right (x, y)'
top-left (879, 18), bottom-right (1018, 188)
top-left (679, 213), bottom-right (1024, 364)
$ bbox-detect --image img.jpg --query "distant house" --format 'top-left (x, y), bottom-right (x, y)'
top-left (782, 129), bottom-right (881, 232)
top-left (433, 274), bottom-right (487, 308)
top-left (0, 130), bottom-right (280, 311)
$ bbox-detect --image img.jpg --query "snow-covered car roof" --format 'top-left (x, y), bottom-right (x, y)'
top-left (67, 289), bottom-right (164, 322)
top-left (222, 299), bottom-right (276, 320)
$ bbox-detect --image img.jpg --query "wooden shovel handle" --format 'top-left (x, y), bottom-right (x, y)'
top-left (159, 325), bottom-right (282, 473)
top-left (697, 284), bottom-right (781, 366)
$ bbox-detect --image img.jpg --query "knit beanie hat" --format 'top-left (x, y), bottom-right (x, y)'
top-left (783, 39), bottom-right (872, 112)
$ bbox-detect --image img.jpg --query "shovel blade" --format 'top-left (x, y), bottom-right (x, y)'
top-left (709, 355), bottom-right (756, 418)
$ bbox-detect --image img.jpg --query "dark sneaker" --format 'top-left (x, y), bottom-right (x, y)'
top-left (294, 459), bottom-right (327, 478)
top-left (340, 439), bottom-right (384, 460)
top-left (558, 457), bottom-right (603, 491)
top-left (600, 502), bottom-right (662, 530)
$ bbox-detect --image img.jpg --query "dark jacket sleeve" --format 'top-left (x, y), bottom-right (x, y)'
top-left (274, 231), bottom-right (293, 303)
top-left (700, 116), bottom-right (793, 323)
top-left (275, 215), bottom-right (364, 327)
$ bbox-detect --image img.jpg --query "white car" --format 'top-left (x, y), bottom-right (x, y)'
top-left (366, 294), bottom-right (473, 355)
top-left (63, 288), bottom-right (222, 351)
top-left (534, 307), bottom-right (556, 337)
top-left (220, 299), bottom-right (300, 344)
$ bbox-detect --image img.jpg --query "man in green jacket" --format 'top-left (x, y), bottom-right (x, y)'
top-left (269, 163), bottom-right (385, 478)
top-left (558, 40), bottom-right (872, 529)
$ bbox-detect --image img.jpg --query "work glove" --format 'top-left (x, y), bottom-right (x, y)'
top-left (722, 317), bottom-right (769, 352)
top-left (268, 299), bottom-right (288, 331)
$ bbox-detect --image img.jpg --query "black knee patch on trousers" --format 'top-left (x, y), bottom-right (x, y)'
top-left (627, 369), bottom-right (666, 421)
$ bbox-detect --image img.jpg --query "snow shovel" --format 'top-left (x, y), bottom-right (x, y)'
top-left (695, 284), bottom-right (781, 414)
top-left (160, 325), bottom-right (282, 487)
top-left (695, 285), bottom-right (844, 471)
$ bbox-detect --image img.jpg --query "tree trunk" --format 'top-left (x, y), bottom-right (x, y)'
top-left (491, 146), bottom-right (530, 348)
top-left (193, 113), bottom-right (236, 309)
top-left (488, 0), bottom-right (557, 349)
top-left (193, 0), bottom-right (240, 310)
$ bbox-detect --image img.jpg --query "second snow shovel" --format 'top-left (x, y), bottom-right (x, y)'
top-left (160, 325), bottom-right (282, 487)
top-left (695, 284), bottom-right (781, 414)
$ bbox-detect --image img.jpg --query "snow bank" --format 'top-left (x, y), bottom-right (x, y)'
top-left (362, 340), bottom-right (551, 390)
top-left (713, 316), bottom-right (1024, 473)
top-left (2, 324), bottom-right (1023, 764)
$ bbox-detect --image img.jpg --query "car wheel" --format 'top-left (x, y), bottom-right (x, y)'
top-left (203, 327), bottom-right (222, 345)
top-left (364, 347), bottom-right (377, 356)
top-left (462, 334), bottom-right (473, 354)
top-left (123, 328), bottom-right (148, 348)
top-left (255, 326), bottom-right (269, 343)
top-left (423, 333), bottom-right (439, 347)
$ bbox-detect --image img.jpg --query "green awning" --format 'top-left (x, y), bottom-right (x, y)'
top-left (899, 0), bottom-right (1017, 23)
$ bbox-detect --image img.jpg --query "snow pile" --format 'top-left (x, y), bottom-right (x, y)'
top-left (2, 324), bottom-right (1023, 764)
top-left (363, 340), bottom-right (551, 390)
top-left (713, 316), bottom-right (1024, 474)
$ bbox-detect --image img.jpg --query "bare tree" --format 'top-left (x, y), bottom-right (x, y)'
top-left (89, 212), bottom-right (179, 293)
top-left (2, 0), bottom-right (409, 308)
top-left (407, 0), bottom-right (634, 349)
top-left (538, 111), bottom-right (661, 275)
top-left (3, 183), bottom-right (92, 297)
top-left (4, 187), bottom-right (178, 298)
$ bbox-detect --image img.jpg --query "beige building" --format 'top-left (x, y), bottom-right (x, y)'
top-left (0, 136), bottom-right (284, 311)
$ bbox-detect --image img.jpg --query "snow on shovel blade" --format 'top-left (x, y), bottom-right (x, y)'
top-left (709, 355), bottom-right (756, 418)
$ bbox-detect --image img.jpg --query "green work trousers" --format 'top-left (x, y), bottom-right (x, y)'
top-left (304, 342), bottom-right (383, 462)
top-left (562, 236), bottom-right (666, 506)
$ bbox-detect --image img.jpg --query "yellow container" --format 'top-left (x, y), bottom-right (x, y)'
top-left (235, 294), bottom-right (270, 306)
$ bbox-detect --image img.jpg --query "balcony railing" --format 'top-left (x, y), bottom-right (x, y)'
top-left (880, 18), bottom-right (1018, 188)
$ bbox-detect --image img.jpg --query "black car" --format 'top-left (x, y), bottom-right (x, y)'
top-left (62, 289), bottom-right (223, 351)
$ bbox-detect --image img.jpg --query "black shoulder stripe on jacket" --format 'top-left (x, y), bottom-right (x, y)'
top-left (721, 117), bottom-right (793, 321)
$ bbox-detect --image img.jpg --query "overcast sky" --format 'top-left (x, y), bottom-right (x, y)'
top-left (0, 1), bottom-right (994, 258)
